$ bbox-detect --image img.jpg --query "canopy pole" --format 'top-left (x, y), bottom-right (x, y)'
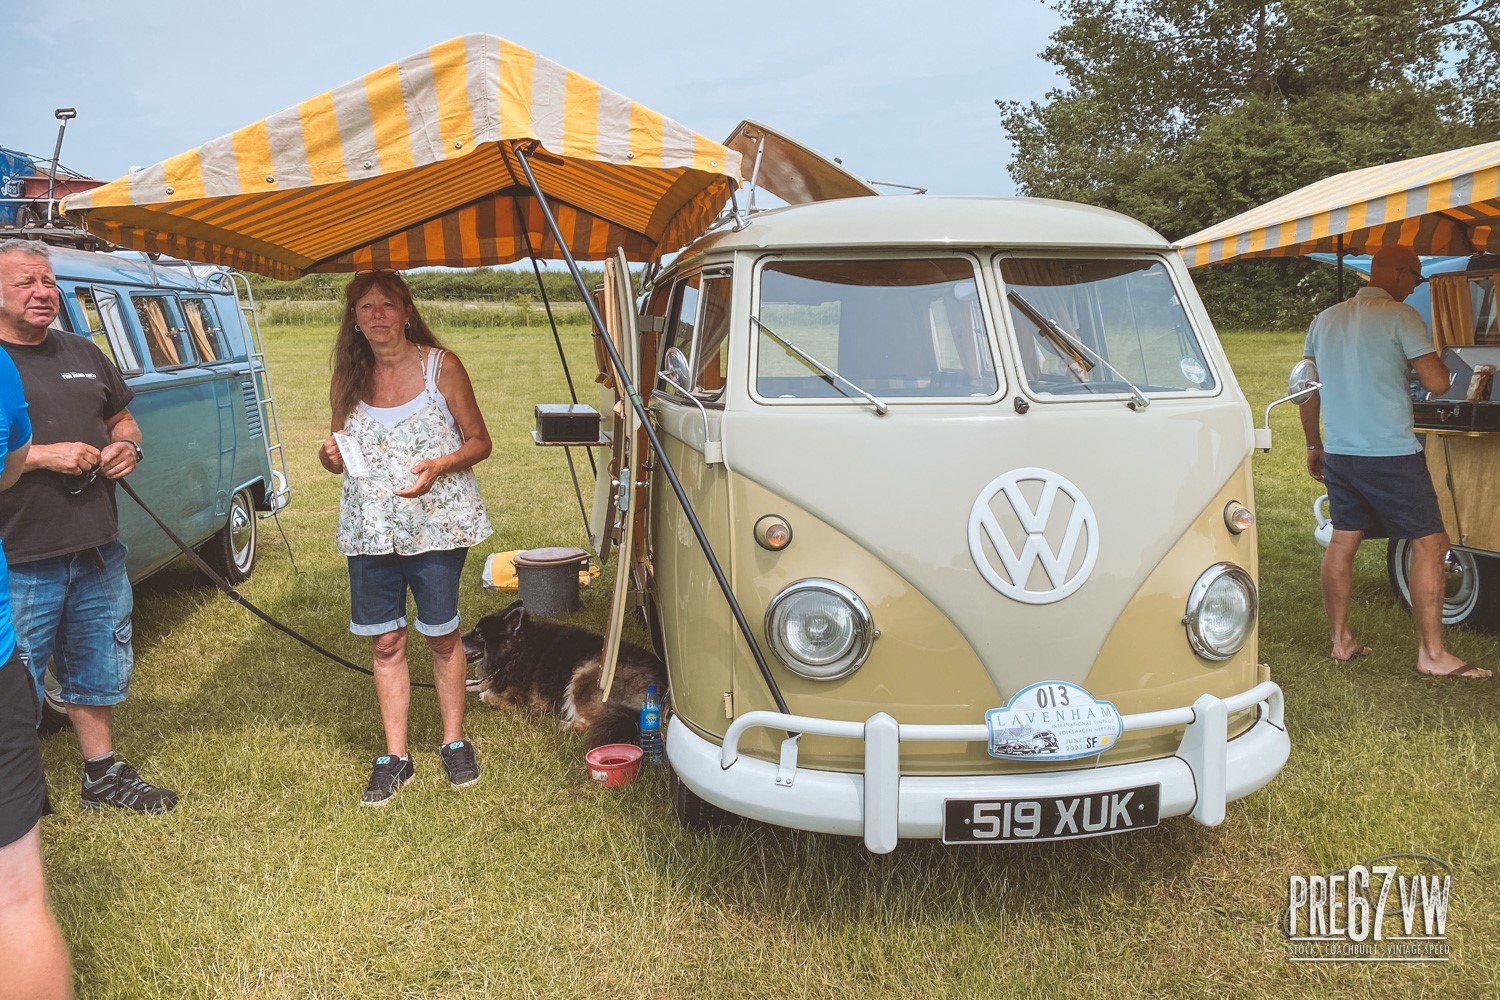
top-left (1336, 234), bottom-right (1345, 302)
top-left (514, 146), bottom-right (792, 719)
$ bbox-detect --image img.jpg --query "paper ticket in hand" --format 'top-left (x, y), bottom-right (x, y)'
top-left (333, 432), bottom-right (371, 477)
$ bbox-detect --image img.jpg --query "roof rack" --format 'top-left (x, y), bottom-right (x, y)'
top-left (0, 222), bottom-right (111, 252)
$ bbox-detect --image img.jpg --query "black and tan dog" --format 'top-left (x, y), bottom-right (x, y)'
top-left (461, 600), bottom-right (667, 749)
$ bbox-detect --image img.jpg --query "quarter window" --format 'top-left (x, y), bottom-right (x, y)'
top-left (692, 276), bottom-right (732, 395)
top-left (76, 287), bottom-right (141, 374)
top-left (669, 277), bottom-right (701, 365)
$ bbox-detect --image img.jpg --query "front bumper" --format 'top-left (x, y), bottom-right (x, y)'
top-left (667, 681), bottom-right (1287, 853)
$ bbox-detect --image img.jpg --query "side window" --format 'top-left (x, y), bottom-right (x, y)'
top-left (76, 287), bottom-right (142, 374)
top-left (133, 293), bottom-right (194, 368)
top-left (692, 276), bottom-right (732, 396)
top-left (181, 298), bottom-right (227, 361)
top-left (654, 275), bottom-right (701, 396)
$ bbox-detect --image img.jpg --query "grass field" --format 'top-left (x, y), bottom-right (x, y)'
top-left (36, 321), bottom-right (1500, 998)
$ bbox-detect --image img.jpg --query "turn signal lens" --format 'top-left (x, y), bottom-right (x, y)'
top-left (754, 515), bottom-right (793, 551)
top-left (1223, 502), bottom-right (1254, 534)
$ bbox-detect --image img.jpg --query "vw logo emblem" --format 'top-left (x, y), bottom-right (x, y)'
top-left (968, 468), bottom-right (1098, 604)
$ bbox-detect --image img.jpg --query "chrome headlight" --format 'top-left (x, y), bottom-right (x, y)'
top-left (1183, 563), bottom-right (1257, 661)
top-left (765, 579), bottom-right (876, 680)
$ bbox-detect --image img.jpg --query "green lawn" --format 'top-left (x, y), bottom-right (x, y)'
top-left (36, 323), bottom-right (1500, 998)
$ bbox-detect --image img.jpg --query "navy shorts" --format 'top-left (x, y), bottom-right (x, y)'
top-left (0, 648), bottom-right (51, 849)
top-left (1323, 451), bottom-right (1445, 540)
top-left (347, 547), bottom-right (469, 637)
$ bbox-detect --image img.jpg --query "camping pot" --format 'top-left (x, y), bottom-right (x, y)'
top-left (512, 546), bottom-right (590, 616)
top-left (1313, 494), bottom-right (1333, 548)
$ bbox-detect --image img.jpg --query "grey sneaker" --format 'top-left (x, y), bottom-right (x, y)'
top-left (360, 754), bottom-right (414, 807)
top-left (439, 740), bottom-right (480, 789)
top-left (80, 758), bottom-right (178, 814)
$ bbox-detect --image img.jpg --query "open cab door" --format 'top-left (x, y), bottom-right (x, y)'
top-left (598, 249), bottom-right (648, 700)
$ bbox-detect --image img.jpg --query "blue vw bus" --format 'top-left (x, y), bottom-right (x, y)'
top-left (40, 243), bottom-right (291, 584)
top-left (26, 241), bottom-right (291, 730)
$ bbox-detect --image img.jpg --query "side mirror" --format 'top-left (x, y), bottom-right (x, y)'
top-left (1287, 359), bottom-right (1320, 405)
top-left (1256, 360), bottom-right (1323, 453)
top-left (663, 346), bottom-right (691, 389)
top-left (657, 346), bottom-right (722, 465)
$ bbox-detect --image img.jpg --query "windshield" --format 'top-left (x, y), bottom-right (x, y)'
top-left (755, 258), bottom-right (999, 399)
top-left (999, 257), bottom-right (1216, 397)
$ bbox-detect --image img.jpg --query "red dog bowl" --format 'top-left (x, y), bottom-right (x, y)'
top-left (586, 744), bottom-right (643, 787)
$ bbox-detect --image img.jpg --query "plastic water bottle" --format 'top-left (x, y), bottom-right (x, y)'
top-left (639, 684), bottom-right (663, 765)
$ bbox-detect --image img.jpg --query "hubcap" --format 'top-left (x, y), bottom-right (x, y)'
top-left (1401, 542), bottom-right (1479, 623)
top-left (230, 496), bottom-right (254, 570)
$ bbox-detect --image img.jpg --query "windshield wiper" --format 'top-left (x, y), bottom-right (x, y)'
top-left (1006, 290), bottom-right (1151, 411)
top-left (750, 315), bottom-right (888, 415)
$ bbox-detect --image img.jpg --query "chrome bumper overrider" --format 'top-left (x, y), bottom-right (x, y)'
top-left (666, 681), bottom-right (1287, 853)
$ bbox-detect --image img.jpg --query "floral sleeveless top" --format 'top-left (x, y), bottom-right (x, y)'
top-left (336, 347), bottom-right (493, 556)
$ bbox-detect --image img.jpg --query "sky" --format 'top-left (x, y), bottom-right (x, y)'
top-left (2, 0), bottom-right (1064, 200)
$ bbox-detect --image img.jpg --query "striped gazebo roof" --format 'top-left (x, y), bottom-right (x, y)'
top-left (64, 35), bottom-right (741, 278)
top-left (1176, 141), bottom-right (1500, 267)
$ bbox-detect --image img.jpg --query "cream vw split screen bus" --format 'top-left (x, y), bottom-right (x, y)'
top-left (590, 128), bottom-right (1289, 853)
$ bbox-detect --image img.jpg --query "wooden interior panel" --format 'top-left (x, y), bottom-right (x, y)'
top-left (1424, 433), bottom-right (1500, 549)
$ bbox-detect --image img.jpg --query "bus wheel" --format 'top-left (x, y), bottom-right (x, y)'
top-left (1386, 540), bottom-right (1500, 632)
top-left (669, 760), bottom-right (739, 831)
top-left (203, 489), bottom-right (258, 584)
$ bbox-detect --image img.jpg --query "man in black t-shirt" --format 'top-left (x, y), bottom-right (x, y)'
top-left (0, 239), bottom-right (176, 813)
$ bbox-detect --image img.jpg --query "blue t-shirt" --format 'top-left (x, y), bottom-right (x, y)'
top-left (1303, 287), bottom-right (1434, 456)
top-left (0, 350), bottom-right (32, 661)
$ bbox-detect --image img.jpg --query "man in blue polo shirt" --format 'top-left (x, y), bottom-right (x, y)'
top-left (1300, 244), bottom-right (1490, 679)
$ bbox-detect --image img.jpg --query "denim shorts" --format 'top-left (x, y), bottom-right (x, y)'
top-left (8, 539), bottom-right (135, 710)
top-left (347, 547), bottom-right (469, 637)
top-left (1323, 451), bottom-right (1446, 540)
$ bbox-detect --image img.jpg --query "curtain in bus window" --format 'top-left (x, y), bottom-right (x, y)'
top-left (138, 298), bottom-right (181, 367)
top-left (1431, 276), bottom-right (1475, 354)
top-left (182, 301), bottom-right (217, 360)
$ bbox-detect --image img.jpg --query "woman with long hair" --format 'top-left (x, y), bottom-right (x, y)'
top-left (318, 271), bottom-right (493, 805)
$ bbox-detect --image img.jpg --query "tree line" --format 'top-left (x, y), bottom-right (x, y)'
top-left (1001, 0), bottom-right (1500, 328)
top-left (244, 266), bottom-right (605, 303)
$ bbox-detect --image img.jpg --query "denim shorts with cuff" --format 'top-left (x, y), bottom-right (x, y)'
top-left (1323, 451), bottom-right (1446, 540)
top-left (348, 547), bottom-right (469, 637)
top-left (8, 539), bottom-right (135, 712)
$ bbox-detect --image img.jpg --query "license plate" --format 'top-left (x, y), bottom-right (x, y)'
top-left (942, 784), bottom-right (1160, 844)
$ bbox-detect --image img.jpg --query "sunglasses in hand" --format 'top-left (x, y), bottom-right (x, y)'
top-left (66, 464), bottom-right (102, 495)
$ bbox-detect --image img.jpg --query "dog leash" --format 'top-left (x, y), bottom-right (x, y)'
top-left (118, 479), bottom-right (437, 689)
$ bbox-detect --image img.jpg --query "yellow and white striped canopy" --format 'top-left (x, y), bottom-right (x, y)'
top-left (63, 35), bottom-right (740, 278)
top-left (1176, 141), bottom-right (1500, 268)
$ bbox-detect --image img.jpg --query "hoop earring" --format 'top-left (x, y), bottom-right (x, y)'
top-left (404, 320), bottom-right (412, 334)
top-left (354, 323), bottom-right (362, 333)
